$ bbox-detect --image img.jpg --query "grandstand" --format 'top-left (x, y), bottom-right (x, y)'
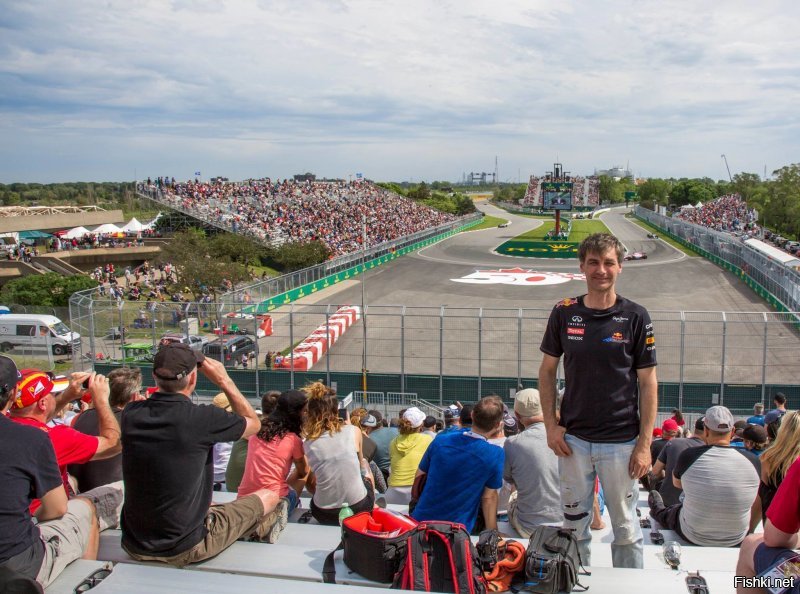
top-left (521, 171), bottom-right (600, 208)
top-left (136, 178), bottom-right (456, 257)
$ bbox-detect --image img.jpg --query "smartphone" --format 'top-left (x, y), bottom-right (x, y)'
top-left (82, 377), bottom-right (90, 389)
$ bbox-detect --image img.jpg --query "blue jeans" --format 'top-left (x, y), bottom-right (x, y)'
top-left (558, 434), bottom-right (643, 568)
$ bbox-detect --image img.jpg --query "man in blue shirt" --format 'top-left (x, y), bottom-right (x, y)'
top-left (746, 403), bottom-right (765, 426)
top-left (411, 396), bottom-right (504, 533)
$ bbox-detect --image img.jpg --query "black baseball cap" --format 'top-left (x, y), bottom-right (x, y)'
top-left (153, 343), bottom-right (204, 380)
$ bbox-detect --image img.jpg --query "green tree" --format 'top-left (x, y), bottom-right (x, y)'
top-left (638, 178), bottom-right (671, 207)
top-left (1, 273), bottom-right (98, 307)
top-left (208, 232), bottom-right (266, 267)
top-left (598, 176), bottom-right (622, 203)
top-left (263, 240), bottom-right (331, 272)
top-left (765, 164), bottom-right (800, 239)
top-left (158, 228), bottom-right (250, 299)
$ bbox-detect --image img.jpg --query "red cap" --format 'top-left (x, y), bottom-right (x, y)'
top-left (14, 370), bottom-right (55, 409)
top-left (662, 419), bottom-right (680, 433)
top-left (652, 427), bottom-right (663, 438)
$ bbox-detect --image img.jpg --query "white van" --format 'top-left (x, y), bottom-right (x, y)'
top-left (0, 314), bottom-right (81, 356)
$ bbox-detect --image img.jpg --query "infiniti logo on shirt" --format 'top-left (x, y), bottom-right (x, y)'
top-left (571, 316), bottom-right (583, 322)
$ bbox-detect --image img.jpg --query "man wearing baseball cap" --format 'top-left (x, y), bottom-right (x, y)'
top-left (120, 343), bottom-right (282, 566)
top-left (503, 388), bottom-right (561, 537)
top-left (0, 355), bottom-right (100, 588)
top-left (9, 368), bottom-right (121, 513)
top-left (648, 405), bottom-right (760, 547)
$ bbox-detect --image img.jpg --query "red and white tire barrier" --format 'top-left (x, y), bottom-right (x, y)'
top-left (276, 305), bottom-right (361, 370)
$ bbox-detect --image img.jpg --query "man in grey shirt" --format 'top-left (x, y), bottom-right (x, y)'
top-left (367, 410), bottom-right (398, 481)
top-left (504, 389), bottom-right (561, 537)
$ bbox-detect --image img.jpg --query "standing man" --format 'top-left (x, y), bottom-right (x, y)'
top-left (539, 233), bottom-right (658, 568)
top-left (121, 344), bottom-right (282, 566)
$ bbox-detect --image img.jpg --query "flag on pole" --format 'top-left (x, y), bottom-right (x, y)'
top-left (194, 171), bottom-right (201, 176)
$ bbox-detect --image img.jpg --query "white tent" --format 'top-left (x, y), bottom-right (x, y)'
top-left (142, 213), bottom-right (162, 230)
top-left (64, 226), bottom-right (91, 239)
top-left (92, 223), bottom-right (122, 235)
top-left (121, 218), bottom-right (144, 232)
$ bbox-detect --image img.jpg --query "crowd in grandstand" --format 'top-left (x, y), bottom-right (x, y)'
top-left (521, 175), bottom-right (600, 208)
top-left (138, 178), bottom-right (456, 257)
top-left (676, 193), bottom-right (760, 236)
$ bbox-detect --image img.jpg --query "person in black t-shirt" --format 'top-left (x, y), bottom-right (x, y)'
top-left (0, 355), bottom-right (98, 589)
top-left (121, 344), bottom-right (284, 567)
top-left (539, 233), bottom-right (658, 569)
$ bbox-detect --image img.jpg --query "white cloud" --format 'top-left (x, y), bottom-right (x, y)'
top-left (0, 0), bottom-right (798, 182)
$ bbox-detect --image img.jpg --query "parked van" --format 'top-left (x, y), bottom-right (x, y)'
top-left (0, 314), bottom-right (81, 356)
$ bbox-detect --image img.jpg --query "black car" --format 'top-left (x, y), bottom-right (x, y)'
top-left (202, 334), bottom-right (257, 367)
top-left (646, 233), bottom-right (659, 239)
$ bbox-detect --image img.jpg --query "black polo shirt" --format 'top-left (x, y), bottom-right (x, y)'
top-left (120, 392), bottom-right (245, 557)
top-left (0, 414), bottom-right (61, 571)
top-left (540, 295), bottom-right (656, 443)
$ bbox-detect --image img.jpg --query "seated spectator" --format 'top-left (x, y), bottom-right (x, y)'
top-left (367, 409), bottom-right (397, 482)
top-left (10, 370), bottom-right (122, 512)
top-left (422, 415), bottom-right (438, 438)
top-left (69, 367), bottom-right (143, 493)
top-left (651, 419), bottom-right (680, 464)
top-left (504, 389), bottom-right (561, 537)
top-left (742, 424), bottom-right (769, 457)
top-left (748, 403), bottom-right (766, 426)
top-left (0, 355), bottom-right (99, 589)
top-left (650, 417), bottom-right (706, 507)
top-left (303, 382), bottom-right (374, 525)
top-left (225, 391), bottom-right (280, 494)
top-left (237, 390), bottom-right (309, 543)
top-left (120, 345), bottom-right (282, 565)
top-left (648, 406), bottom-right (760, 547)
top-left (211, 393), bottom-right (235, 491)
top-left (757, 411), bottom-right (800, 527)
top-left (411, 396), bottom-right (505, 533)
top-left (385, 407), bottom-right (433, 505)
top-left (736, 455), bottom-right (800, 594)
top-left (350, 408), bottom-right (378, 462)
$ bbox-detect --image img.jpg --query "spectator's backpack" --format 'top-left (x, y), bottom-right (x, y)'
top-left (392, 521), bottom-right (487, 593)
top-left (521, 526), bottom-right (589, 593)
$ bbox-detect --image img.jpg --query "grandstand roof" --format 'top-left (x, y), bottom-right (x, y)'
top-left (0, 205), bottom-right (106, 217)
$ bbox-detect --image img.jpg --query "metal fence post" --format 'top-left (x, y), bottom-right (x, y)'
top-left (252, 313), bottom-right (259, 398)
top-left (517, 309), bottom-right (522, 389)
top-left (325, 305), bottom-right (331, 387)
top-left (439, 306), bottom-right (444, 406)
top-left (289, 304), bottom-right (295, 390)
top-left (401, 306), bottom-right (406, 395)
top-left (87, 300), bottom-right (96, 372)
top-left (478, 308), bottom-right (483, 398)
top-left (678, 311), bottom-right (685, 411)
top-left (720, 312), bottom-right (727, 404)
top-left (761, 313), bottom-right (768, 405)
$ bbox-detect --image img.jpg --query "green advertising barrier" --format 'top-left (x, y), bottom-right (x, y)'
top-left (495, 239), bottom-right (579, 258)
top-left (633, 213), bottom-right (800, 324)
top-left (249, 218), bottom-right (482, 312)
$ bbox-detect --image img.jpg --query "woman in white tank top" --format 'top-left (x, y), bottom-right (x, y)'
top-left (303, 382), bottom-right (375, 525)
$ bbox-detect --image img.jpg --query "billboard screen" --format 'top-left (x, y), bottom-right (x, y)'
top-left (542, 182), bottom-right (573, 211)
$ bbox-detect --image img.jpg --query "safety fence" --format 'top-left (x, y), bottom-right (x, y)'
top-left (634, 206), bottom-right (800, 316)
top-left (71, 303), bottom-right (800, 413)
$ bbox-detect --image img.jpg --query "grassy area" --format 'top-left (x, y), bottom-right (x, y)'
top-left (248, 263), bottom-right (282, 278)
top-left (465, 215), bottom-right (508, 231)
top-left (514, 219), bottom-right (610, 241)
top-left (628, 217), bottom-right (700, 257)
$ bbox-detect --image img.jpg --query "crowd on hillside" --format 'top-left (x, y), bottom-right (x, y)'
top-left (137, 178), bottom-right (456, 257)
top-left (676, 193), bottom-right (760, 236)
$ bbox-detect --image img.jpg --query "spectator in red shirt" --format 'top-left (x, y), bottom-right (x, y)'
top-left (736, 455), bottom-right (800, 593)
top-left (9, 370), bottom-right (122, 513)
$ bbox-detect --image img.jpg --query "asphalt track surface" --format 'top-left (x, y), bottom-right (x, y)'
top-left (282, 202), bottom-right (799, 383)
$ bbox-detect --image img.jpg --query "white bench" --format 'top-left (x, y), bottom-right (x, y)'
top-left (45, 560), bottom-right (107, 594)
top-left (65, 561), bottom-right (394, 593)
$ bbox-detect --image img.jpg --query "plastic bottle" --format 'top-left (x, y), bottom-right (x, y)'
top-left (338, 503), bottom-right (354, 525)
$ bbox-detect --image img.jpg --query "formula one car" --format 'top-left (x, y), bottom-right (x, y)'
top-left (646, 233), bottom-right (659, 239)
top-left (624, 251), bottom-right (648, 261)
top-left (498, 222), bottom-right (510, 228)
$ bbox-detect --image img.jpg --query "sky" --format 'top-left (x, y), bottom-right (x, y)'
top-left (1, 0), bottom-right (798, 184)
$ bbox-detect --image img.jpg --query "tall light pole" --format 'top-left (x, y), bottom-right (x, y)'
top-left (361, 214), bottom-right (368, 399)
top-left (721, 154), bottom-right (732, 182)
